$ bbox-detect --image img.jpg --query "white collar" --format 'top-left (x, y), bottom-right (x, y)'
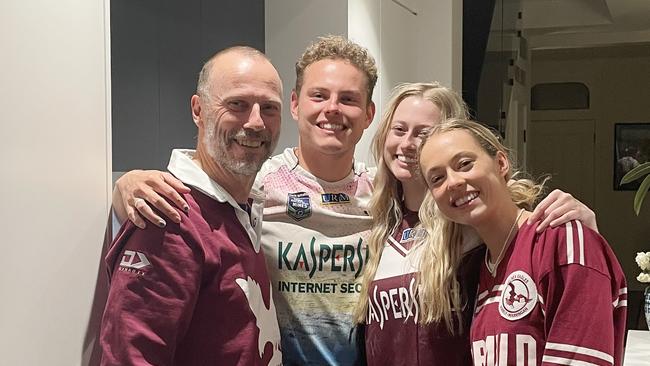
top-left (167, 149), bottom-right (263, 204)
top-left (167, 149), bottom-right (263, 252)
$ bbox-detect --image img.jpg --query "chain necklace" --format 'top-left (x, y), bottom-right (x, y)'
top-left (485, 208), bottom-right (524, 276)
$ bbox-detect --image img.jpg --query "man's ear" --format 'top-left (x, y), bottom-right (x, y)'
top-left (364, 100), bottom-right (376, 129)
top-left (191, 95), bottom-right (202, 127)
top-left (290, 90), bottom-right (299, 121)
top-left (496, 150), bottom-right (510, 178)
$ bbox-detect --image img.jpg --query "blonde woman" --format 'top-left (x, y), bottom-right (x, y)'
top-left (353, 84), bottom-right (599, 366)
top-left (418, 119), bottom-right (626, 365)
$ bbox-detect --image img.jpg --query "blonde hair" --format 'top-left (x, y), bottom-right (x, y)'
top-left (354, 82), bottom-right (468, 326)
top-left (295, 35), bottom-right (378, 102)
top-left (415, 119), bottom-right (546, 331)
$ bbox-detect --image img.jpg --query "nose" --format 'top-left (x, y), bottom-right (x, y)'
top-left (324, 97), bottom-right (341, 115)
top-left (244, 103), bottom-right (265, 131)
top-left (446, 170), bottom-right (465, 190)
top-left (400, 134), bottom-right (418, 151)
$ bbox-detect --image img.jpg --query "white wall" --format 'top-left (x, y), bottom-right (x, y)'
top-left (0, 0), bottom-right (111, 364)
top-left (266, 0), bottom-right (462, 165)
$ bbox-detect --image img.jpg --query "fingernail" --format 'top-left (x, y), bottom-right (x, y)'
top-left (158, 220), bottom-right (166, 228)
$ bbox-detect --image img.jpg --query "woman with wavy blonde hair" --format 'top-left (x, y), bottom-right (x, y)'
top-left (418, 119), bottom-right (626, 365)
top-left (354, 84), bottom-right (601, 365)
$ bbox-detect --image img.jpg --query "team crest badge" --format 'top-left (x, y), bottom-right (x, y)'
top-left (499, 270), bottom-right (537, 321)
top-left (287, 192), bottom-right (312, 221)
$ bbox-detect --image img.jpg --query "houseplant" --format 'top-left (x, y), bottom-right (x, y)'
top-left (621, 161), bottom-right (650, 329)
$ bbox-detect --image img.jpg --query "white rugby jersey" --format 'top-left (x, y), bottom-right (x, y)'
top-left (471, 220), bottom-right (627, 366)
top-left (255, 148), bottom-right (375, 366)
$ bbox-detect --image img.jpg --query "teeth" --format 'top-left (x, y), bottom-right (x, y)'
top-left (236, 138), bottom-right (263, 148)
top-left (319, 123), bottom-right (344, 131)
top-left (397, 155), bottom-right (417, 164)
top-left (454, 192), bottom-right (478, 207)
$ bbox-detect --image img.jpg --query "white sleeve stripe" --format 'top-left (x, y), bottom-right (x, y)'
top-left (576, 220), bottom-right (585, 265)
top-left (613, 299), bottom-right (627, 308)
top-left (541, 355), bottom-right (602, 366)
top-left (475, 296), bottom-right (500, 313)
top-left (618, 287), bottom-right (627, 295)
top-left (477, 285), bottom-right (504, 302)
top-left (477, 290), bottom-right (489, 301)
top-left (566, 222), bottom-right (574, 264)
top-left (545, 342), bottom-right (613, 363)
top-left (538, 294), bottom-right (545, 304)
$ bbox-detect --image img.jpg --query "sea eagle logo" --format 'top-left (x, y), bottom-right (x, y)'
top-left (235, 277), bottom-right (282, 365)
top-left (498, 270), bottom-right (537, 321)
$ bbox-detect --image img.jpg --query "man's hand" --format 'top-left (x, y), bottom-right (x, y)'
top-left (527, 189), bottom-right (598, 233)
top-left (113, 170), bottom-right (190, 229)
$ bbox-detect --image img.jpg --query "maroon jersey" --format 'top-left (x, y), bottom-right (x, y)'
top-left (100, 150), bottom-right (282, 366)
top-left (364, 209), bottom-right (484, 366)
top-left (471, 220), bottom-right (627, 366)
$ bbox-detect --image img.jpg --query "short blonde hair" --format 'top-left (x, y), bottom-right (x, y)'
top-left (295, 35), bottom-right (378, 102)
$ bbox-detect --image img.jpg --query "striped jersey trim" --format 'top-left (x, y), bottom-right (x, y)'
top-left (565, 221), bottom-right (585, 266)
top-left (612, 287), bottom-right (628, 308)
top-left (541, 355), bottom-right (600, 366)
top-left (545, 342), bottom-right (613, 364)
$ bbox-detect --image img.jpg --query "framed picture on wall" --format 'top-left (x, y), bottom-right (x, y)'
top-left (614, 123), bottom-right (650, 190)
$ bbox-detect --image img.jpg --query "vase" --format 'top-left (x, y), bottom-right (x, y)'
top-left (645, 286), bottom-right (650, 330)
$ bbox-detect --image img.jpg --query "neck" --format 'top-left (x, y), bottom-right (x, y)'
top-left (193, 146), bottom-right (254, 204)
top-left (475, 204), bottom-right (524, 262)
top-left (401, 178), bottom-right (427, 212)
top-left (295, 145), bottom-right (355, 182)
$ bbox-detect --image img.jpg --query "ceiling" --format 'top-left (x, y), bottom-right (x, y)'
top-left (495, 0), bottom-right (650, 50)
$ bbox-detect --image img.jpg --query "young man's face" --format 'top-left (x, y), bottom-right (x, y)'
top-left (290, 59), bottom-right (375, 158)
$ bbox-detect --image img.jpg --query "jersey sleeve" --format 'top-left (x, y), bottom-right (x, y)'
top-left (537, 222), bottom-right (626, 366)
top-left (99, 223), bottom-right (204, 366)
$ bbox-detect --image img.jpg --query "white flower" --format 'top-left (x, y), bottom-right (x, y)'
top-left (637, 272), bottom-right (650, 283)
top-left (636, 252), bottom-right (650, 271)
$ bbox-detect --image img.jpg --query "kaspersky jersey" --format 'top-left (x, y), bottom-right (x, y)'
top-left (364, 208), bottom-right (483, 366)
top-left (471, 220), bottom-right (627, 366)
top-left (255, 148), bottom-right (374, 366)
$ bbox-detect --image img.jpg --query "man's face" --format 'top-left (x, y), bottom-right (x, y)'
top-left (290, 59), bottom-right (374, 157)
top-left (196, 55), bottom-right (282, 176)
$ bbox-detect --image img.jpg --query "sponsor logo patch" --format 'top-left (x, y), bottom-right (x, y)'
top-left (119, 250), bottom-right (151, 275)
top-left (287, 192), bottom-right (312, 221)
top-left (400, 228), bottom-right (426, 243)
top-left (499, 270), bottom-right (537, 320)
top-left (320, 193), bottom-right (351, 205)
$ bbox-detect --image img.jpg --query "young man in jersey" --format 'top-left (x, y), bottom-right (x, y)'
top-left (100, 47), bottom-right (283, 365)
top-left (111, 37), bottom-right (599, 365)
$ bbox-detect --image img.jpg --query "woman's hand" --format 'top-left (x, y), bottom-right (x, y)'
top-left (527, 189), bottom-right (598, 233)
top-left (113, 170), bottom-right (190, 229)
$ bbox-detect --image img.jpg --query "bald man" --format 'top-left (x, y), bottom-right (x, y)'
top-left (99, 47), bottom-right (283, 366)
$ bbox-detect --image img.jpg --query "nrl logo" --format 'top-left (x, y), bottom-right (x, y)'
top-left (287, 192), bottom-right (312, 221)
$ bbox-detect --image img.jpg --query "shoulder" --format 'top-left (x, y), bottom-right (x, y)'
top-left (533, 220), bottom-right (621, 278)
top-left (354, 160), bottom-right (376, 182)
top-left (255, 148), bottom-right (299, 190)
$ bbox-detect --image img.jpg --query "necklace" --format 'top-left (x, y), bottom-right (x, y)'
top-left (485, 208), bottom-right (524, 276)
